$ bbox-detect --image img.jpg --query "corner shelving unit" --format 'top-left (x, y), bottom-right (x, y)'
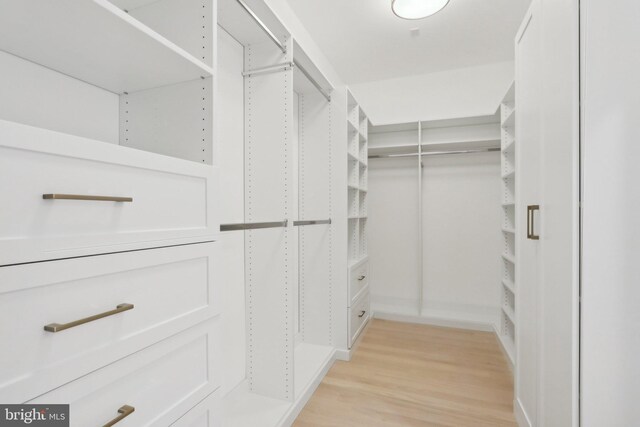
top-left (498, 81), bottom-right (516, 365)
top-left (347, 91), bottom-right (369, 266)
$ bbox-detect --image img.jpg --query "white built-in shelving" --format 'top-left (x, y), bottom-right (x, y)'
top-left (347, 90), bottom-right (369, 267)
top-left (0, 0), bottom-right (214, 94)
top-left (367, 115), bottom-right (502, 159)
top-left (498, 81), bottom-right (517, 365)
top-left (0, 0), bottom-right (216, 164)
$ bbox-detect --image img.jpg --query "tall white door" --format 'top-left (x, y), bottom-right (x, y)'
top-left (515, 1), bottom-right (542, 425)
top-left (514, 0), bottom-right (580, 425)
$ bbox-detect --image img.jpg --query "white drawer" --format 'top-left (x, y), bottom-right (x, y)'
top-left (348, 257), bottom-right (369, 306)
top-left (0, 243), bottom-right (218, 403)
top-left (30, 318), bottom-right (220, 427)
top-left (171, 390), bottom-right (221, 427)
top-left (0, 119), bottom-right (219, 266)
top-left (348, 290), bottom-right (370, 348)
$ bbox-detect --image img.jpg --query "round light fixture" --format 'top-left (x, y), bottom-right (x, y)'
top-left (391, 0), bottom-right (450, 20)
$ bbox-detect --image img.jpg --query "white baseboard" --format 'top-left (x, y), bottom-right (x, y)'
top-left (373, 310), bottom-right (494, 332)
top-left (334, 348), bottom-right (351, 361)
top-left (222, 347), bottom-right (336, 427)
top-left (334, 318), bottom-right (371, 362)
top-left (493, 324), bottom-right (515, 372)
top-left (514, 398), bottom-right (532, 427)
top-left (278, 348), bottom-right (336, 427)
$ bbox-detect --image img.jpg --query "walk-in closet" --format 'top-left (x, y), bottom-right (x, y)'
top-left (1, 0), bottom-right (637, 426)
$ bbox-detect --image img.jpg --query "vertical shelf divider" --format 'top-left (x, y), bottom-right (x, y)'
top-left (498, 81), bottom-right (516, 366)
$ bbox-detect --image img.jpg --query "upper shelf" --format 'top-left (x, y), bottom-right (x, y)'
top-left (369, 138), bottom-right (501, 156)
top-left (0, 0), bottom-right (214, 94)
top-left (502, 109), bottom-right (516, 129)
top-left (502, 81), bottom-right (516, 104)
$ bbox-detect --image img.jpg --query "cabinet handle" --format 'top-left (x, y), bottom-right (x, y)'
top-left (527, 205), bottom-right (540, 240)
top-left (43, 194), bottom-right (133, 202)
top-left (103, 405), bottom-right (135, 427)
top-left (44, 303), bottom-right (134, 333)
top-left (358, 275), bottom-right (366, 281)
top-left (358, 310), bottom-right (366, 318)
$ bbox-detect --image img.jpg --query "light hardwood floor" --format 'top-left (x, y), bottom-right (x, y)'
top-left (294, 319), bottom-right (517, 426)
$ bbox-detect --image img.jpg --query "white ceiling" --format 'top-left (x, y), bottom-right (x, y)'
top-left (284, 0), bottom-right (531, 84)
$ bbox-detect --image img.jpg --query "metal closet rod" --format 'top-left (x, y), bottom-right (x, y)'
top-left (221, 220), bottom-right (288, 231)
top-left (368, 147), bottom-right (500, 159)
top-left (234, 0), bottom-right (331, 102)
top-left (293, 219), bottom-right (331, 226)
top-left (221, 219), bottom-right (332, 231)
top-left (293, 60), bottom-right (332, 102)
top-left (235, 0), bottom-right (284, 53)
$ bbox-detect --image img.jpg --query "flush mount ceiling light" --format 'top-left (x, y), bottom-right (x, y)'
top-left (392, 0), bottom-right (450, 20)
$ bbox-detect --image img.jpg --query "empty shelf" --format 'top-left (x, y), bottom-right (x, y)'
top-left (502, 109), bottom-right (516, 129)
top-left (502, 170), bottom-right (515, 179)
top-left (497, 331), bottom-right (515, 365)
top-left (502, 305), bottom-right (515, 323)
top-left (502, 252), bottom-right (516, 264)
top-left (0, 0), bottom-right (214, 94)
top-left (502, 279), bottom-right (515, 293)
top-left (503, 139), bottom-right (515, 152)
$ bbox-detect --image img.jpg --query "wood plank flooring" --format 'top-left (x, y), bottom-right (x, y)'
top-left (294, 319), bottom-right (517, 426)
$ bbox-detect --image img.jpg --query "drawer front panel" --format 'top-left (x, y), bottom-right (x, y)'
top-left (31, 319), bottom-right (220, 427)
top-left (349, 290), bottom-right (370, 348)
top-left (171, 390), bottom-right (221, 427)
top-left (0, 243), bottom-right (217, 403)
top-left (0, 119), bottom-right (218, 265)
top-left (349, 259), bottom-right (369, 306)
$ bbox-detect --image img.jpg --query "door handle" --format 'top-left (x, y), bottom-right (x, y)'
top-left (358, 310), bottom-right (366, 318)
top-left (527, 205), bottom-right (540, 240)
top-left (358, 275), bottom-right (366, 281)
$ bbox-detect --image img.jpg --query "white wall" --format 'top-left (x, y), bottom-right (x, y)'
top-left (217, 27), bottom-right (247, 395)
top-left (350, 61), bottom-right (514, 125)
top-left (368, 156), bottom-right (421, 314)
top-left (0, 50), bottom-right (119, 144)
top-left (368, 132), bottom-right (502, 328)
top-left (421, 152), bottom-right (502, 325)
top-left (581, 0), bottom-right (640, 425)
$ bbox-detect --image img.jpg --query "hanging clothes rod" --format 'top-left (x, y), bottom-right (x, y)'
top-left (293, 219), bottom-right (332, 226)
top-left (234, 0), bottom-right (286, 53)
top-left (368, 147), bottom-right (500, 159)
top-left (293, 61), bottom-right (332, 102)
top-left (220, 220), bottom-right (288, 231)
top-left (234, 0), bottom-right (332, 102)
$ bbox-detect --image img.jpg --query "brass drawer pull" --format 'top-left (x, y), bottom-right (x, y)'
top-left (103, 405), bottom-right (135, 427)
top-left (358, 310), bottom-right (366, 318)
top-left (358, 275), bottom-right (366, 281)
top-left (43, 194), bottom-right (133, 202)
top-left (44, 303), bottom-right (134, 333)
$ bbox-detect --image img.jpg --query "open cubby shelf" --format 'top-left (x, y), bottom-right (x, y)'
top-left (0, 0), bottom-right (214, 95)
top-left (0, 0), bottom-right (216, 165)
top-left (347, 91), bottom-right (369, 264)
